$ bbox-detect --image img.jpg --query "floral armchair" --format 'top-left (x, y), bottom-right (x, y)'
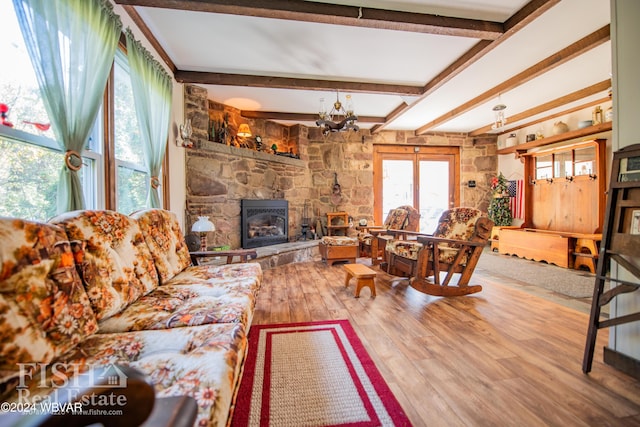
top-left (357, 205), bottom-right (420, 265)
top-left (387, 207), bottom-right (493, 296)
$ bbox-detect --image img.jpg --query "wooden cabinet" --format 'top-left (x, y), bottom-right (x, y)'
top-left (327, 211), bottom-right (350, 236)
top-left (498, 138), bottom-right (607, 270)
top-left (525, 139), bottom-right (606, 234)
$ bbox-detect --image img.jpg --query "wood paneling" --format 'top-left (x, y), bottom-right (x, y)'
top-left (525, 139), bottom-right (607, 233)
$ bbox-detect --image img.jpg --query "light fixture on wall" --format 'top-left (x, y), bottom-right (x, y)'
top-left (491, 97), bottom-right (507, 130)
top-left (237, 123), bottom-right (252, 138)
top-left (316, 91), bottom-right (359, 137)
top-left (191, 216), bottom-right (215, 251)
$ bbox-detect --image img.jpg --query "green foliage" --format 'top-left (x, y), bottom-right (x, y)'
top-left (488, 172), bottom-right (513, 226)
top-left (0, 139), bottom-right (61, 221)
top-left (116, 166), bottom-right (148, 215)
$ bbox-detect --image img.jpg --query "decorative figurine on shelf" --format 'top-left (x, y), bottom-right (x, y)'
top-left (0, 103), bottom-right (14, 127)
top-left (179, 118), bottom-right (193, 147)
top-left (219, 113), bottom-right (230, 145)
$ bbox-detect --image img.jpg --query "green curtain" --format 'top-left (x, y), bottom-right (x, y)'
top-left (13, 0), bottom-right (122, 213)
top-left (125, 29), bottom-right (173, 209)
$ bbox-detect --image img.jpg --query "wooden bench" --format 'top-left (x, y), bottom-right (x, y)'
top-left (343, 263), bottom-right (377, 298)
top-left (499, 228), bottom-right (601, 272)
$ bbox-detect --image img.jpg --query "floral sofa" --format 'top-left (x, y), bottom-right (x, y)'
top-left (0, 209), bottom-right (262, 427)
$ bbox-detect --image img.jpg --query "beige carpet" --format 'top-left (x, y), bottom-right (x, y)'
top-left (477, 247), bottom-right (596, 299)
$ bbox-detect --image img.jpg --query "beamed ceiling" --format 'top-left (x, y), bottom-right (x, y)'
top-left (113, 0), bottom-right (612, 136)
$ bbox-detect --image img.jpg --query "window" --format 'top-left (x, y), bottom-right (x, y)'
top-left (534, 143), bottom-right (599, 182)
top-left (113, 50), bottom-right (149, 214)
top-left (0, 3), bottom-right (160, 220)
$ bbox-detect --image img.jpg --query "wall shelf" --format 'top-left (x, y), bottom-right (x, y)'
top-left (497, 121), bottom-right (612, 155)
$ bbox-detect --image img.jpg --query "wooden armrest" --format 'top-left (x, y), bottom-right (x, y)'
top-left (190, 249), bottom-right (258, 265)
top-left (416, 235), bottom-right (487, 247)
top-left (2, 365), bottom-right (156, 427)
top-left (364, 226), bottom-right (387, 236)
top-left (386, 230), bottom-right (432, 239)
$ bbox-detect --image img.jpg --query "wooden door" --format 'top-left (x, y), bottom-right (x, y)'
top-left (373, 145), bottom-right (459, 233)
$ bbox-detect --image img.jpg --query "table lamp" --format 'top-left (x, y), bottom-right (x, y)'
top-left (191, 216), bottom-right (215, 251)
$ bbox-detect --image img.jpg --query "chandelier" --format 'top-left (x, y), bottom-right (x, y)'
top-left (316, 92), bottom-right (359, 136)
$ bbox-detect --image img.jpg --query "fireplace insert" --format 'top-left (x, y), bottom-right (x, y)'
top-left (241, 199), bottom-right (288, 248)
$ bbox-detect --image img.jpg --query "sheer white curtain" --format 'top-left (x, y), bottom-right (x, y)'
top-left (125, 29), bottom-right (173, 209)
top-left (13, 0), bottom-right (122, 213)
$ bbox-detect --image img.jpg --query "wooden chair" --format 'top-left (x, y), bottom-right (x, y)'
top-left (357, 205), bottom-right (420, 266)
top-left (387, 207), bottom-right (493, 296)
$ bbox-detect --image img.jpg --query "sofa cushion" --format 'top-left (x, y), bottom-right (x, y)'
top-left (386, 240), bottom-right (423, 260)
top-left (50, 210), bottom-right (159, 321)
top-left (0, 218), bottom-right (98, 370)
top-left (98, 277), bottom-right (259, 333)
top-left (96, 263), bottom-right (262, 333)
top-left (320, 236), bottom-right (358, 246)
top-left (171, 262), bottom-right (263, 287)
top-left (130, 209), bottom-right (191, 284)
top-left (6, 323), bottom-right (247, 427)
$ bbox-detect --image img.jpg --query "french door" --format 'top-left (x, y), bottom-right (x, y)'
top-left (373, 146), bottom-right (459, 233)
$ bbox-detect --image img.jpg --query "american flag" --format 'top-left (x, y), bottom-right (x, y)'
top-left (508, 180), bottom-right (524, 219)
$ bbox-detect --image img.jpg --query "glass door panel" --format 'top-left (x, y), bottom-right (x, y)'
top-left (374, 146), bottom-right (459, 232)
top-left (382, 159), bottom-right (413, 223)
top-left (419, 160), bottom-right (449, 233)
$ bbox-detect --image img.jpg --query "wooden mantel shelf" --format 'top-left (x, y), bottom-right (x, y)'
top-left (497, 121), bottom-right (612, 155)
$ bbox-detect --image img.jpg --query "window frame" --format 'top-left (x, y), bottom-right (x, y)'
top-left (0, 19), bottom-right (170, 219)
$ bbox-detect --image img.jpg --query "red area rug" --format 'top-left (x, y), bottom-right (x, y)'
top-left (231, 320), bottom-right (412, 427)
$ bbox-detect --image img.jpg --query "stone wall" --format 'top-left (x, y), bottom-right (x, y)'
top-left (184, 85), bottom-right (311, 249)
top-left (183, 84), bottom-right (497, 249)
top-left (305, 128), bottom-right (497, 227)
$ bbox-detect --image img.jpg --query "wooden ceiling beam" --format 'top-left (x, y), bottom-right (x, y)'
top-left (240, 110), bottom-right (385, 123)
top-left (468, 80), bottom-right (612, 136)
top-left (114, 0), bottom-right (503, 39)
top-left (174, 71), bottom-right (423, 96)
top-left (371, 0), bottom-right (560, 133)
top-left (415, 24), bottom-right (610, 135)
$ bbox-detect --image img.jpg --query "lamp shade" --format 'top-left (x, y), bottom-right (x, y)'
top-left (192, 216), bottom-right (215, 233)
top-left (237, 123), bottom-right (252, 137)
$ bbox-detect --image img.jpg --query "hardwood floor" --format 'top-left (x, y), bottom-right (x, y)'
top-left (251, 258), bottom-right (640, 426)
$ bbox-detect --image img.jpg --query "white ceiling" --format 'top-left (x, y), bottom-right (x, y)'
top-left (115, 0), bottom-right (612, 134)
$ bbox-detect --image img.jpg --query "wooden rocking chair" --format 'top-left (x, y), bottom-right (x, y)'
top-left (357, 205), bottom-right (420, 266)
top-left (387, 207), bottom-right (493, 296)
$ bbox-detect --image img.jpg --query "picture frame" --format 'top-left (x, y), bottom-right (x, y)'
top-left (631, 209), bottom-right (640, 235)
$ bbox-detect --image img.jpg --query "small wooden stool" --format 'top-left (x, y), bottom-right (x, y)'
top-left (343, 263), bottom-right (377, 298)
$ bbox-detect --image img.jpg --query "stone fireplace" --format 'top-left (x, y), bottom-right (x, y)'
top-left (241, 199), bottom-right (289, 248)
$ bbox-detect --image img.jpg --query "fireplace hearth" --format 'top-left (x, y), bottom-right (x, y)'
top-left (241, 199), bottom-right (288, 248)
